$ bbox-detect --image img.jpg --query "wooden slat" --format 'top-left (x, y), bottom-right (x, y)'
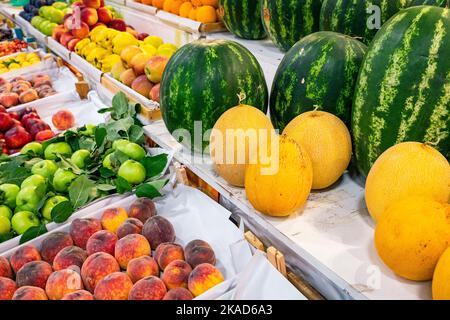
top-left (244, 231), bottom-right (265, 251)
top-left (287, 271), bottom-right (324, 300)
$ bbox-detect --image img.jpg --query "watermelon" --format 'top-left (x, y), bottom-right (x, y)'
top-left (270, 31), bottom-right (367, 131)
top-left (261, 0), bottom-right (323, 52)
top-left (160, 39), bottom-right (268, 152)
top-left (408, 0), bottom-right (447, 7)
top-left (320, 0), bottom-right (405, 44)
top-left (352, 6), bottom-right (450, 178)
top-left (219, 0), bottom-right (267, 40)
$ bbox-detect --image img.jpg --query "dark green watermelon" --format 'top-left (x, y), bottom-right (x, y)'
top-left (219, 0), bottom-right (267, 40)
top-left (408, 0), bottom-right (447, 7)
top-left (261, 0), bottom-right (323, 52)
top-left (160, 39), bottom-right (268, 152)
top-left (320, 0), bottom-right (405, 44)
top-left (352, 6), bottom-right (450, 177)
top-left (270, 31), bottom-right (367, 130)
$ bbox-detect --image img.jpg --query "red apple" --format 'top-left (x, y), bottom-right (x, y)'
top-left (150, 83), bottom-right (160, 103)
top-left (137, 33), bottom-right (149, 41)
top-left (60, 32), bottom-right (75, 47)
top-left (97, 7), bottom-right (112, 24)
top-left (67, 38), bottom-right (81, 52)
top-left (0, 113), bottom-right (13, 132)
top-left (81, 7), bottom-right (98, 26)
top-left (4, 126), bottom-right (31, 149)
top-left (21, 112), bottom-right (40, 126)
top-left (28, 120), bottom-right (51, 138)
top-left (71, 22), bottom-right (90, 39)
top-left (8, 111), bottom-right (19, 120)
top-left (52, 25), bottom-right (67, 42)
top-left (82, 0), bottom-right (101, 9)
top-left (0, 105), bottom-right (7, 113)
top-left (35, 129), bottom-right (55, 142)
top-left (108, 19), bottom-right (126, 32)
top-left (11, 119), bottom-right (22, 128)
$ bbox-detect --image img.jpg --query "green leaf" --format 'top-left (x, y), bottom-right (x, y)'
top-left (57, 156), bottom-right (83, 175)
top-left (129, 125), bottom-right (144, 144)
top-left (0, 167), bottom-right (31, 186)
top-left (100, 167), bottom-right (115, 178)
top-left (97, 107), bottom-right (112, 114)
top-left (51, 201), bottom-right (74, 223)
top-left (0, 231), bottom-right (14, 243)
top-left (115, 176), bottom-right (132, 194)
top-left (96, 184), bottom-right (116, 191)
top-left (141, 154), bottom-right (168, 179)
top-left (78, 137), bottom-right (96, 151)
top-left (111, 92), bottom-right (129, 119)
top-left (95, 127), bottom-right (107, 148)
top-left (136, 183), bottom-right (161, 199)
top-left (69, 175), bottom-right (95, 208)
top-left (110, 150), bottom-right (129, 167)
top-left (105, 117), bottom-right (134, 141)
top-left (20, 225), bottom-right (48, 244)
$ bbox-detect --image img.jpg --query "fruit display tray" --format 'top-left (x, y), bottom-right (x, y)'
top-left (0, 183), bottom-right (305, 300)
top-left (5, 66), bottom-right (79, 113)
top-left (0, 49), bottom-right (52, 79)
top-left (141, 120), bottom-right (431, 300)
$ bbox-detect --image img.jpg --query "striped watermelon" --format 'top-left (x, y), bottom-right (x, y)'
top-left (160, 40), bottom-right (268, 152)
top-left (219, 0), bottom-right (267, 40)
top-left (408, 0), bottom-right (447, 7)
top-left (352, 6), bottom-right (450, 178)
top-left (261, 0), bottom-right (323, 52)
top-left (320, 0), bottom-right (405, 44)
top-left (270, 31), bottom-right (367, 130)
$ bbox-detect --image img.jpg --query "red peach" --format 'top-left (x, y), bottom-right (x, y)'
top-left (53, 246), bottom-right (88, 271)
top-left (128, 197), bottom-right (156, 223)
top-left (154, 242), bottom-right (185, 271)
top-left (0, 276), bottom-right (17, 300)
top-left (0, 256), bottom-right (12, 279)
top-left (9, 245), bottom-right (41, 273)
top-left (101, 207), bottom-right (128, 233)
top-left (114, 234), bottom-right (151, 269)
top-left (12, 286), bottom-right (48, 300)
top-left (116, 218), bottom-right (143, 239)
top-left (45, 268), bottom-right (83, 300)
top-left (188, 263), bottom-right (224, 297)
top-left (81, 252), bottom-right (120, 292)
top-left (163, 287), bottom-right (193, 300)
top-left (126, 256), bottom-right (159, 283)
top-left (161, 260), bottom-right (192, 290)
top-left (86, 230), bottom-right (118, 256)
top-left (128, 276), bottom-right (167, 300)
top-left (142, 216), bottom-right (175, 249)
top-left (35, 129), bottom-right (55, 142)
top-left (52, 109), bottom-right (75, 130)
top-left (185, 239), bottom-right (216, 268)
top-left (69, 218), bottom-right (102, 249)
top-left (61, 289), bottom-right (94, 300)
top-left (16, 261), bottom-right (53, 289)
top-left (94, 272), bottom-right (133, 300)
top-left (40, 232), bottom-right (74, 264)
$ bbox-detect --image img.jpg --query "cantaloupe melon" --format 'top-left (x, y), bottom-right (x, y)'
top-left (375, 197), bottom-right (450, 281)
top-left (283, 110), bottom-right (352, 189)
top-left (244, 135), bottom-right (313, 217)
top-left (210, 103), bottom-right (274, 187)
top-left (433, 246), bottom-right (450, 300)
top-left (365, 142), bottom-right (450, 221)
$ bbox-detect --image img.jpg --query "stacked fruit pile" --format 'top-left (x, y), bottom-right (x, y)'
top-left (0, 52), bottom-right (40, 74)
top-left (0, 74), bottom-right (56, 109)
top-left (19, 0), bottom-right (65, 23)
top-left (139, 0), bottom-right (220, 23)
top-left (29, 2), bottom-right (70, 36)
top-left (0, 197), bottom-right (224, 300)
top-left (0, 41), bottom-right (28, 58)
top-left (0, 92), bottom-right (168, 244)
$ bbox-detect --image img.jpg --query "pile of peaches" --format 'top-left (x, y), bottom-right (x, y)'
top-left (0, 74), bottom-right (56, 109)
top-left (0, 197), bottom-right (225, 300)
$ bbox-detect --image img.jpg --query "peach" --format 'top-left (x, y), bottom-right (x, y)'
top-left (12, 83), bottom-right (31, 95)
top-left (128, 197), bottom-right (156, 223)
top-left (188, 263), bottom-right (224, 297)
top-left (131, 75), bottom-right (153, 98)
top-left (120, 45), bottom-right (142, 67)
top-left (71, 22), bottom-right (90, 39)
top-left (81, 252), bottom-right (120, 292)
top-left (9, 245), bottom-right (41, 273)
top-left (116, 218), bottom-right (143, 239)
top-left (61, 289), bottom-right (94, 300)
top-left (35, 129), bottom-right (55, 142)
top-left (19, 88), bottom-right (39, 104)
top-left (0, 77), bottom-right (8, 86)
top-left (163, 287), bottom-right (193, 300)
top-left (114, 234), bottom-right (151, 269)
top-left (101, 207), bottom-right (128, 233)
top-left (0, 83), bottom-right (12, 93)
top-left (52, 25), bottom-right (66, 42)
top-left (60, 32), bottom-right (75, 48)
top-left (16, 261), bottom-right (53, 289)
top-left (0, 256), bottom-right (12, 279)
top-left (154, 242), bottom-right (184, 271)
top-left (185, 239), bottom-right (216, 268)
top-left (40, 232), bottom-right (74, 264)
top-left (161, 260), bottom-right (192, 290)
top-left (67, 38), bottom-right (81, 52)
top-left (81, 7), bottom-right (98, 26)
top-left (0, 92), bottom-right (19, 108)
top-left (70, 218), bottom-right (102, 249)
top-left (128, 276), bottom-right (167, 300)
top-left (86, 230), bottom-right (118, 256)
top-left (142, 216), bottom-right (175, 249)
top-left (144, 55), bottom-right (169, 83)
top-left (130, 53), bottom-right (152, 76)
top-left (52, 109), bottom-right (75, 130)
top-left (53, 246), bottom-right (88, 271)
top-left (93, 272), bottom-right (133, 300)
top-left (32, 74), bottom-right (51, 85)
top-left (97, 7), bottom-right (113, 24)
top-left (45, 268), bottom-right (83, 300)
top-left (119, 68), bottom-right (137, 87)
top-left (150, 83), bottom-right (160, 103)
top-left (83, 0), bottom-right (102, 9)
top-left (0, 276), bottom-right (17, 300)
top-left (12, 286), bottom-right (48, 300)
top-left (126, 256), bottom-right (159, 283)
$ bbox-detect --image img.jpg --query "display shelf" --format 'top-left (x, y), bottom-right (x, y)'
top-left (142, 120), bottom-right (431, 300)
top-left (125, 0), bottom-right (158, 15)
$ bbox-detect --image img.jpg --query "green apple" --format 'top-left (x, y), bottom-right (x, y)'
top-left (42, 195), bottom-right (69, 220)
top-left (118, 160), bottom-right (146, 185)
top-left (31, 160), bottom-right (58, 179)
top-left (21, 142), bottom-right (43, 157)
top-left (53, 169), bottom-right (77, 193)
top-left (102, 153), bottom-right (113, 170)
top-left (71, 149), bottom-right (90, 169)
top-left (122, 142), bottom-right (146, 161)
top-left (0, 216), bottom-right (11, 235)
top-left (11, 211), bottom-right (40, 235)
top-left (0, 184), bottom-right (20, 208)
top-left (0, 205), bottom-right (12, 220)
top-left (112, 139), bottom-right (130, 151)
top-left (44, 142), bottom-right (72, 160)
top-left (80, 124), bottom-right (96, 136)
top-left (15, 186), bottom-right (42, 212)
top-left (24, 158), bottom-right (43, 170)
top-left (20, 174), bottom-right (47, 196)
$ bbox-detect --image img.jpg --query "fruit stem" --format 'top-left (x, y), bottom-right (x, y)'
top-left (312, 105), bottom-right (320, 112)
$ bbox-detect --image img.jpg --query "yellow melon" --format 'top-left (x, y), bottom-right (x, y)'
top-left (375, 197), bottom-right (450, 281)
top-left (433, 247), bottom-right (450, 300)
top-left (365, 142), bottom-right (449, 221)
top-left (210, 104), bottom-right (274, 187)
top-left (244, 135), bottom-right (313, 217)
top-left (283, 110), bottom-right (352, 189)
